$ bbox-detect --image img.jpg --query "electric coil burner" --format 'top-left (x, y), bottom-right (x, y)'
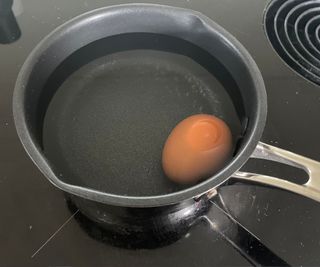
top-left (265, 0), bottom-right (320, 85)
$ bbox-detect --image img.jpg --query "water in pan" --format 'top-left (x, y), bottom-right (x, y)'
top-left (43, 50), bottom-right (241, 196)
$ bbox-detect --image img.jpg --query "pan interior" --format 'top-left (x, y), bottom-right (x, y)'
top-left (43, 44), bottom-right (242, 197)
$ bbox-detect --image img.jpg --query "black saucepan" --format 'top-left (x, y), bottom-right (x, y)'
top-left (13, 4), bottom-right (320, 247)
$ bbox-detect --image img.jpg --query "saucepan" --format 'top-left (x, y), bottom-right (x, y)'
top-left (13, 4), bottom-right (320, 246)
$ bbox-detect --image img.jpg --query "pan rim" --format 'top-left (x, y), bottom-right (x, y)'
top-left (12, 3), bottom-right (267, 207)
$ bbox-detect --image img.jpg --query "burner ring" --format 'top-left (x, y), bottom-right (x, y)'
top-left (304, 15), bottom-right (320, 58)
top-left (293, 7), bottom-right (320, 66)
top-left (265, 0), bottom-right (320, 85)
top-left (314, 23), bottom-right (320, 49)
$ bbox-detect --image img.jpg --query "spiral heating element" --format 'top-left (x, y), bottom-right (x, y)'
top-left (265, 0), bottom-right (320, 85)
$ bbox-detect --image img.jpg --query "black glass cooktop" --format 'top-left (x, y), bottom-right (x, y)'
top-left (1, 0), bottom-right (320, 266)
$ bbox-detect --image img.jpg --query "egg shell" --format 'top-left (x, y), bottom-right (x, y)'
top-left (162, 114), bottom-right (233, 184)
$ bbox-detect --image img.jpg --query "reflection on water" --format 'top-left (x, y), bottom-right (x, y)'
top-left (0, 0), bottom-right (21, 44)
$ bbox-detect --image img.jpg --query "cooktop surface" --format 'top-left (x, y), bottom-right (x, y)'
top-left (1, 0), bottom-right (320, 266)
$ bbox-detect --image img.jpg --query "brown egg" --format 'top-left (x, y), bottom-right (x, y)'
top-left (162, 114), bottom-right (233, 184)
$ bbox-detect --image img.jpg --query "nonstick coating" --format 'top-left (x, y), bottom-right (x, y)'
top-left (43, 49), bottom-right (241, 196)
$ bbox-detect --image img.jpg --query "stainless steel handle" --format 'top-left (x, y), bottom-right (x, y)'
top-left (233, 142), bottom-right (320, 202)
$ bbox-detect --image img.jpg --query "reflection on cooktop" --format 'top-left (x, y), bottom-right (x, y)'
top-left (69, 202), bottom-right (180, 249)
top-left (66, 193), bottom-right (289, 266)
top-left (66, 197), bottom-right (207, 250)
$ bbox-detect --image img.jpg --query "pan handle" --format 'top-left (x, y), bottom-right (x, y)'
top-left (232, 142), bottom-right (320, 202)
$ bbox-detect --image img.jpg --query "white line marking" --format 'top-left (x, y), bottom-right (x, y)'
top-left (31, 209), bottom-right (79, 258)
